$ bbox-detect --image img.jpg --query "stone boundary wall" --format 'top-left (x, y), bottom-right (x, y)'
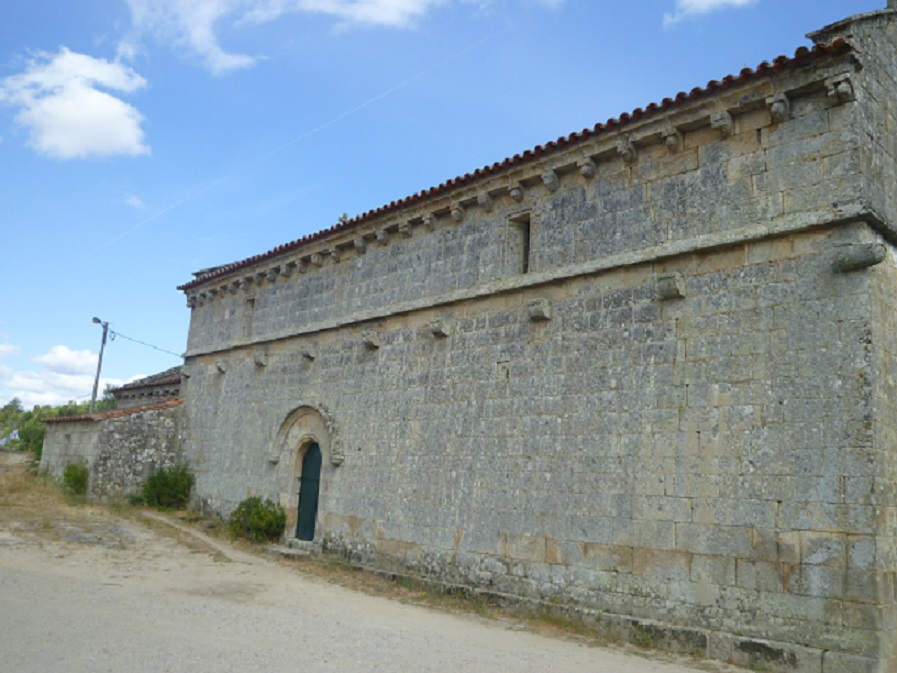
top-left (90, 405), bottom-right (186, 502)
top-left (40, 420), bottom-right (100, 477)
top-left (41, 403), bottom-right (186, 502)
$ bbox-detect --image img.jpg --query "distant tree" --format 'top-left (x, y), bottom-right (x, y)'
top-left (2, 398), bottom-right (23, 415)
top-left (0, 393), bottom-right (114, 458)
top-left (96, 385), bottom-right (117, 412)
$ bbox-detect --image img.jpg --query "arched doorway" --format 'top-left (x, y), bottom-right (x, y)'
top-left (268, 403), bottom-right (343, 542)
top-left (296, 442), bottom-right (321, 540)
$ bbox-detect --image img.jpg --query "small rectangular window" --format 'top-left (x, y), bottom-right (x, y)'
top-left (242, 297), bottom-right (256, 338)
top-left (508, 212), bottom-right (532, 275)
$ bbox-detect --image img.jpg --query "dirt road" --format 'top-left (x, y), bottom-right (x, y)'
top-left (0, 454), bottom-right (737, 673)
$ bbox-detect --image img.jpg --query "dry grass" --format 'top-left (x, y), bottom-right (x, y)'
top-left (0, 460), bottom-right (125, 543)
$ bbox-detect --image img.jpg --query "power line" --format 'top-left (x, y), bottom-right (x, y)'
top-left (110, 330), bottom-right (182, 359)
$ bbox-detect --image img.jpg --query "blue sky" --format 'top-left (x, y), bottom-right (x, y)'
top-left (0, 0), bottom-right (885, 407)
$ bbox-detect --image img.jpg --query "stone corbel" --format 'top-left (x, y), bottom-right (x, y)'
top-left (354, 233), bottom-right (367, 254)
top-left (239, 277), bottom-right (253, 290)
top-left (836, 243), bottom-right (887, 272)
top-left (656, 272), bottom-right (685, 300)
top-left (280, 262), bottom-right (294, 278)
top-left (376, 229), bottom-right (389, 246)
top-left (300, 348), bottom-right (316, 361)
top-left (329, 248), bottom-right (341, 264)
top-left (423, 214), bottom-right (436, 231)
top-left (253, 352), bottom-right (268, 367)
top-left (767, 94), bottom-right (791, 123)
top-left (362, 331), bottom-right (381, 350)
top-left (579, 158), bottom-right (597, 179)
top-left (208, 287), bottom-right (219, 298)
top-left (196, 293), bottom-right (207, 306)
top-left (398, 222), bottom-right (412, 238)
top-left (450, 205), bottom-right (465, 223)
top-left (541, 169), bottom-right (560, 192)
top-left (826, 75), bottom-right (854, 105)
top-left (295, 259), bottom-right (308, 274)
top-left (256, 271), bottom-right (268, 285)
top-left (266, 268), bottom-right (278, 283)
top-left (527, 298), bottom-right (552, 322)
top-left (186, 295), bottom-right (197, 308)
top-left (616, 137), bottom-right (636, 164)
top-left (662, 125), bottom-right (683, 152)
top-left (477, 193), bottom-right (493, 212)
top-left (711, 111), bottom-right (734, 137)
top-left (229, 281), bottom-right (239, 295)
top-left (429, 318), bottom-right (452, 338)
top-left (310, 253), bottom-right (324, 267)
top-left (215, 360), bottom-right (227, 373)
top-left (509, 184), bottom-right (525, 203)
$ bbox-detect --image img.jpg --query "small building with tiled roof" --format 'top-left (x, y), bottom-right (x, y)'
top-left (110, 366), bottom-right (182, 409)
top-left (175, 6), bottom-right (896, 672)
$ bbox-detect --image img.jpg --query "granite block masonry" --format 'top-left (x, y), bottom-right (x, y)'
top-left (176, 7), bottom-right (897, 673)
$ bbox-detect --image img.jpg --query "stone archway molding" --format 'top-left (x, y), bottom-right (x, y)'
top-left (267, 402), bottom-right (344, 466)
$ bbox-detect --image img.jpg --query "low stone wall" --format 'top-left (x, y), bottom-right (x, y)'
top-left (40, 421), bottom-right (101, 478)
top-left (40, 401), bottom-right (186, 502)
top-left (91, 405), bottom-right (187, 502)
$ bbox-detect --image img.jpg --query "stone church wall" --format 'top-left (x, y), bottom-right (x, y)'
top-left (179, 9), bottom-right (897, 672)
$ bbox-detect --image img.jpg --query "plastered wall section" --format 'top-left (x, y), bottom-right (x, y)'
top-left (41, 421), bottom-right (100, 477)
top-left (184, 223), bottom-right (887, 665)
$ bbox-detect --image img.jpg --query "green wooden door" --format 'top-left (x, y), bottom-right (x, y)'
top-left (296, 443), bottom-right (322, 541)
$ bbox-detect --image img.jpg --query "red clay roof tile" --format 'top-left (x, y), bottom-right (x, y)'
top-left (42, 399), bottom-right (184, 424)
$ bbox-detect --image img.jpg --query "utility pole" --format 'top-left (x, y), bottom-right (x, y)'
top-left (89, 317), bottom-right (109, 414)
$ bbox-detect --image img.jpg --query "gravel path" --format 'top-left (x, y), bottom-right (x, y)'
top-left (0, 487), bottom-right (739, 673)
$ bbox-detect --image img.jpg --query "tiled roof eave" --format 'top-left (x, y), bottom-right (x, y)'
top-left (42, 399), bottom-right (185, 424)
top-left (178, 38), bottom-right (853, 292)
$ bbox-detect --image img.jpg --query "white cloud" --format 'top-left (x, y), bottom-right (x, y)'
top-left (245, 0), bottom-right (448, 28)
top-left (128, 0), bottom-right (557, 75)
top-left (663, 0), bottom-right (757, 27)
top-left (0, 48), bottom-right (150, 159)
top-left (0, 344), bottom-right (21, 357)
top-left (0, 362), bottom-right (124, 409)
top-left (125, 0), bottom-right (257, 75)
top-left (124, 194), bottom-right (146, 209)
top-left (33, 345), bottom-right (98, 376)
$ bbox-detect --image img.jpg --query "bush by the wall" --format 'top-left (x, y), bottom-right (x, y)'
top-left (229, 497), bottom-right (286, 542)
top-left (140, 462), bottom-right (194, 509)
top-left (63, 462), bottom-right (89, 495)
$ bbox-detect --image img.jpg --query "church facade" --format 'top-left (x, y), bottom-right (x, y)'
top-left (178, 8), bottom-right (897, 672)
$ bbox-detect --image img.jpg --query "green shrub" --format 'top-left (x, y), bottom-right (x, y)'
top-left (63, 462), bottom-right (89, 495)
top-left (140, 462), bottom-right (194, 509)
top-left (229, 496), bottom-right (286, 542)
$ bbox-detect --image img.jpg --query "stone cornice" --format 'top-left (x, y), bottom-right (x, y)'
top-left (183, 208), bottom-right (881, 359)
top-left (181, 40), bottom-right (855, 307)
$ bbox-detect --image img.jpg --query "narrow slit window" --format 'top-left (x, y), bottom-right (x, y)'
top-left (508, 212), bottom-right (532, 275)
top-left (242, 297), bottom-right (256, 338)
